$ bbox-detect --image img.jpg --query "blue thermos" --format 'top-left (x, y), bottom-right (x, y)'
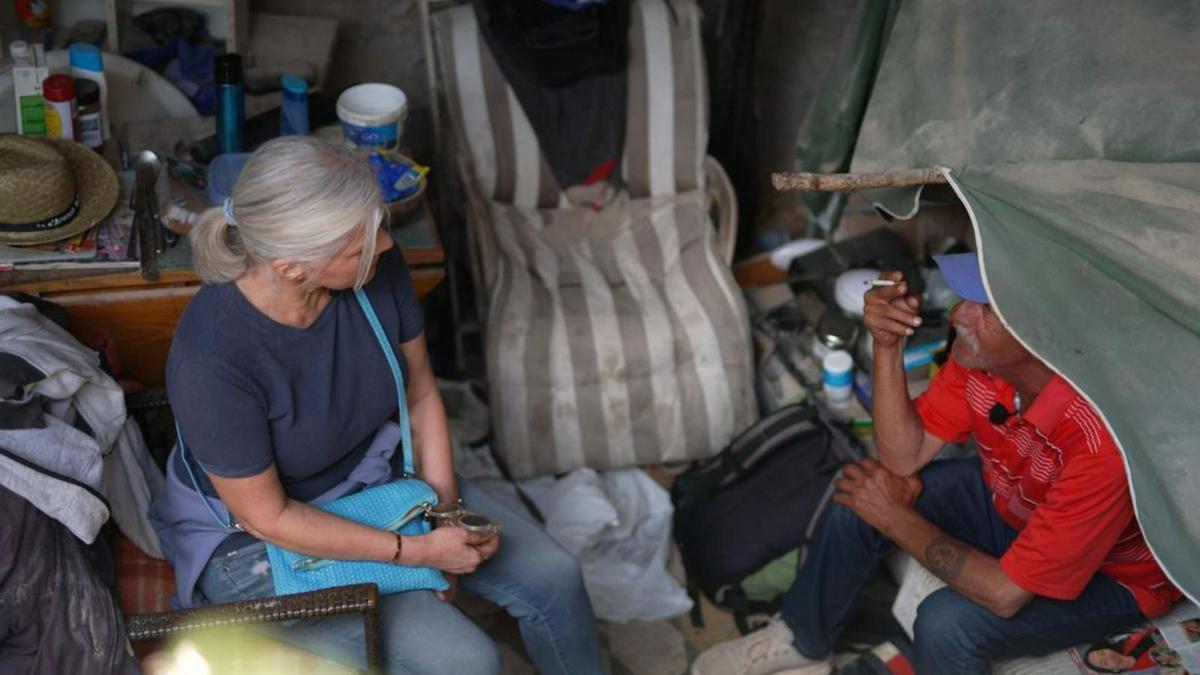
top-left (214, 53), bottom-right (245, 155)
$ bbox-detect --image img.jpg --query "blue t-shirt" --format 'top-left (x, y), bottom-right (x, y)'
top-left (166, 248), bottom-right (424, 509)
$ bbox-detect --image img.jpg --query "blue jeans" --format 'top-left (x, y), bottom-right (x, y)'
top-left (196, 477), bottom-right (604, 675)
top-left (781, 458), bottom-right (1144, 674)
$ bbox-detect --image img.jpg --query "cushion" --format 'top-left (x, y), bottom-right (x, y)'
top-left (485, 191), bottom-right (755, 477)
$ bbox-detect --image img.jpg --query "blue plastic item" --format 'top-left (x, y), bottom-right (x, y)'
top-left (368, 153), bottom-right (423, 202)
top-left (206, 152), bottom-right (251, 206)
top-left (280, 74), bottom-right (310, 136)
top-left (69, 43), bottom-right (103, 72)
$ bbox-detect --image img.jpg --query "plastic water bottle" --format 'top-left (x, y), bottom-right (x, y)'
top-left (280, 74), bottom-right (309, 136)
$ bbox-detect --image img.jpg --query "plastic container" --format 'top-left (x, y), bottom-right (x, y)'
top-left (75, 79), bottom-right (102, 149)
top-left (42, 74), bottom-right (77, 140)
top-left (206, 152), bottom-right (251, 206)
top-left (336, 83), bottom-right (407, 148)
top-left (214, 53), bottom-right (245, 155)
top-left (69, 43), bottom-right (109, 141)
top-left (280, 74), bottom-right (310, 136)
top-left (10, 41), bottom-right (48, 136)
top-left (822, 350), bottom-right (854, 404)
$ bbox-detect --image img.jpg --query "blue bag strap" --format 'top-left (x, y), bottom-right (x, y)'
top-left (354, 288), bottom-right (415, 476)
top-left (177, 419), bottom-right (239, 529)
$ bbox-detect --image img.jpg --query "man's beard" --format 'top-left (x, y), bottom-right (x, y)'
top-left (952, 323), bottom-right (984, 367)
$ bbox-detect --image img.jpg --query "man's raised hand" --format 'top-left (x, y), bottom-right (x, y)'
top-left (863, 270), bottom-right (923, 349)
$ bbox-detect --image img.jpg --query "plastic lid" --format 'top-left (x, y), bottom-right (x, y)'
top-left (281, 74), bottom-right (308, 96)
top-left (336, 83), bottom-right (408, 126)
top-left (75, 78), bottom-right (100, 104)
top-left (69, 43), bottom-right (104, 72)
top-left (822, 349), bottom-right (853, 375)
top-left (42, 74), bottom-right (76, 102)
top-left (214, 53), bottom-right (243, 85)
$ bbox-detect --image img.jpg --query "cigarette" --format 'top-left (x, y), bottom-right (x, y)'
top-left (868, 279), bottom-right (898, 287)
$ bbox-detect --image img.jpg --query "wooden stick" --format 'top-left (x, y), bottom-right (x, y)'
top-left (771, 168), bottom-right (947, 192)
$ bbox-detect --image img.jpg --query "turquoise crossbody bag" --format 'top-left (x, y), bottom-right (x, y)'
top-left (182, 288), bottom-right (448, 596)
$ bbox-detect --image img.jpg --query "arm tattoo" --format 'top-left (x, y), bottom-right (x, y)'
top-left (924, 536), bottom-right (969, 582)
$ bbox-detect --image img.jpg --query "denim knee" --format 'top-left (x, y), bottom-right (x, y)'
top-left (912, 589), bottom-right (993, 674)
top-left (391, 629), bottom-right (500, 675)
top-left (821, 501), bottom-right (890, 552)
top-left (544, 545), bottom-right (585, 591)
top-left (823, 501), bottom-right (864, 529)
top-left (526, 544), bottom-right (587, 617)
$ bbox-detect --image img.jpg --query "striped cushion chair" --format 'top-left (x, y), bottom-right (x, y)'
top-left (434, 0), bottom-right (756, 478)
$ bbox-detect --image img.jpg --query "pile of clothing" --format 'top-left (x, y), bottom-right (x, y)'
top-left (0, 294), bottom-right (163, 674)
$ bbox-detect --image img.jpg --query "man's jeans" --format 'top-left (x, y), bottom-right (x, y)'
top-left (196, 477), bottom-right (605, 675)
top-left (781, 458), bottom-right (1144, 674)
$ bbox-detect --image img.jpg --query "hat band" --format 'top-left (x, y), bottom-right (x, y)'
top-left (0, 194), bottom-right (81, 233)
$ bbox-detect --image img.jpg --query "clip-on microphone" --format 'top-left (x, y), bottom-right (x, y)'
top-left (989, 403), bottom-right (1011, 425)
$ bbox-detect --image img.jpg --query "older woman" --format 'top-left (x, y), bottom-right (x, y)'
top-left (150, 137), bottom-right (603, 674)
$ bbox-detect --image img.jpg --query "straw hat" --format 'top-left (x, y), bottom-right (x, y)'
top-left (0, 134), bottom-right (119, 246)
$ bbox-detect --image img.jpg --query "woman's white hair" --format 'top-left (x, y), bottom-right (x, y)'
top-left (190, 136), bottom-right (384, 289)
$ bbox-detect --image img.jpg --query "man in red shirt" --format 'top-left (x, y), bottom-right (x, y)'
top-left (692, 253), bottom-right (1179, 675)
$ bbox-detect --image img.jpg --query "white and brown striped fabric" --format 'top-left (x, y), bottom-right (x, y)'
top-left (436, 0), bottom-right (755, 477)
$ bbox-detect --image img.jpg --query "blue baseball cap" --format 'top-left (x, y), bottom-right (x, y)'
top-left (933, 253), bottom-right (990, 304)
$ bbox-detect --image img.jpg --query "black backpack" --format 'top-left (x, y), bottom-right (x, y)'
top-left (671, 403), bottom-right (864, 633)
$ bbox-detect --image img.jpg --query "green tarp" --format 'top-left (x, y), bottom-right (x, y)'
top-left (947, 162), bottom-right (1200, 606)
top-left (803, 0), bottom-right (1200, 604)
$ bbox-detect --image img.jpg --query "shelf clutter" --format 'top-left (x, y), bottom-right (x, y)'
top-left (1, 2), bottom-right (341, 279)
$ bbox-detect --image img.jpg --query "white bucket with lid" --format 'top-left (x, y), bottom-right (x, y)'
top-left (336, 83), bottom-right (407, 148)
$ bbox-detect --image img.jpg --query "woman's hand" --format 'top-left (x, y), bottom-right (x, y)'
top-left (472, 528), bottom-right (501, 562)
top-left (409, 527), bottom-right (487, 575)
top-left (863, 270), bottom-right (923, 350)
top-left (425, 529), bottom-right (502, 602)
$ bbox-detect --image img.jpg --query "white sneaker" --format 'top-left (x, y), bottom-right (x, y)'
top-left (690, 616), bottom-right (833, 675)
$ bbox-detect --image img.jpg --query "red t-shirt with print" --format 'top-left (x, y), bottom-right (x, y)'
top-left (914, 357), bottom-right (1180, 618)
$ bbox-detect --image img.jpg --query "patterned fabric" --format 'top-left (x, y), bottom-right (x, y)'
top-left (621, 0), bottom-right (707, 198)
top-left (265, 480), bottom-right (448, 597)
top-left (485, 194), bottom-right (754, 477)
top-left (436, 0), bottom-right (755, 477)
top-left (116, 533), bottom-right (175, 615)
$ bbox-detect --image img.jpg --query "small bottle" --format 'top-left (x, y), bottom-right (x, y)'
top-left (42, 74), bottom-right (78, 141)
top-left (214, 53), bottom-right (245, 155)
top-left (69, 43), bottom-right (110, 141)
top-left (75, 79), bottom-right (103, 149)
top-left (822, 350), bottom-right (854, 405)
top-left (279, 74), bottom-right (310, 136)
